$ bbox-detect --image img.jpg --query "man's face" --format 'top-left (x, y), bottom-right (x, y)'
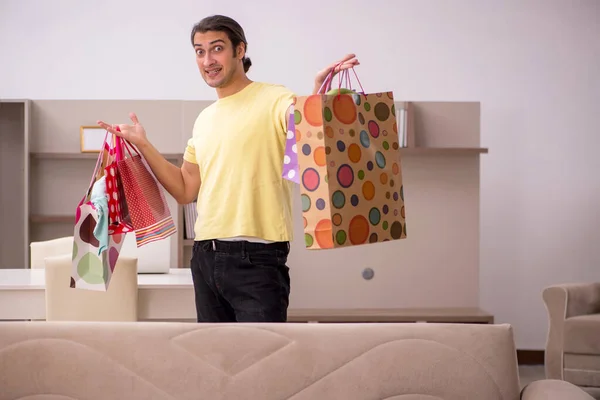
top-left (193, 31), bottom-right (241, 88)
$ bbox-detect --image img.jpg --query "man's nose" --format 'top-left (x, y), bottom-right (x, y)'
top-left (202, 54), bottom-right (215, 66)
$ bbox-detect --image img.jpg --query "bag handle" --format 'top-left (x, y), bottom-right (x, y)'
top-left (121, 138), bottom-right (138, 158)
top-left (114, 127), bottom-right (139, 161)
top-left (317, 61), bottom-right (343, 94)
top-left (317, 62), bottom-right (365, 95)
top-left (337, 68), bottom-right (365, 94)
top-left (115, 133), bottom-right (123, 161)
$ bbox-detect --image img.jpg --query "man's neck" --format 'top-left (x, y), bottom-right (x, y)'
top-left (216, 75), bottom-right (253, 99)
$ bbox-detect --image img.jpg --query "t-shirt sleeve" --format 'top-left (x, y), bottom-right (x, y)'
top-left (274, 86), bottom-right (296, 135)
top-left (183, 137), bottom-right (198, 164)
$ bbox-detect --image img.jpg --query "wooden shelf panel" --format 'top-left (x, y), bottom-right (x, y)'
top-left (0, 99), bottom-right (29, 103)
top-left (287, 307), bottom-right (494, 323)
top-left (400, 147), bottom-right (487, 156)
top-left (30, 215), bottom-right (73, 224)
top-left (30, 152), bottom-right (183, 160)
top-left (183, 239), bottom-right (195, 246)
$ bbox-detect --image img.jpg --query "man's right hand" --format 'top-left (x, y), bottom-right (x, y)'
top-left (97, 112), bottom-right (148, 148)
top-left (97, 111), bottom-right (200, 205)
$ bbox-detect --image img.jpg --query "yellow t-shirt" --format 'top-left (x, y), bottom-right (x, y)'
top-left (183, 81), bottom-right (296, 242)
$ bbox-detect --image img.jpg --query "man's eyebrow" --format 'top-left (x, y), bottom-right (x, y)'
top-left (194, 39), bottom-right (226, 47)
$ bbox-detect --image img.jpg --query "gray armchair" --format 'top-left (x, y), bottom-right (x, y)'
top-left (543, 283), bottom-right (600, 395)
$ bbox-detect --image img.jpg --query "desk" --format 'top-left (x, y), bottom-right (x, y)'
top-left (0, 269), bottom-right (493, 324)
top-left (0, 268), bottom-right (196, 321)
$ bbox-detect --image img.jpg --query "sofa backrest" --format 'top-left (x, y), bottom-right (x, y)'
top-left (0, 321), bottom-right (521, 399)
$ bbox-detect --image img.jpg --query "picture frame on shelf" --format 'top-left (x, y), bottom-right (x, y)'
top-left (79, 126), bottom-right (107, 153)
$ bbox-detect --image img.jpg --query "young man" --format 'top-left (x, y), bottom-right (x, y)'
top-left (98, 15), bottom-right (359, 323)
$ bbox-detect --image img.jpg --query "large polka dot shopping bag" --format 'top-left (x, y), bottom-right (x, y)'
top-left (283, 67), bottom-right (407, 249)
top-left (117, 139), bottom-right (177, 247)
top-left (71, 131), bottom-right (127, 291)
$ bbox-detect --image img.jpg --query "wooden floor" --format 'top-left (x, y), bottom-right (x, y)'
top-left (519, 365), bottom-right (545, 389)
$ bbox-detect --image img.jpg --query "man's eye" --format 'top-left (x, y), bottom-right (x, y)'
top-left (196, 50), bottom-right (203, 56)
top-left (214, 46), bottom-right (222, 51)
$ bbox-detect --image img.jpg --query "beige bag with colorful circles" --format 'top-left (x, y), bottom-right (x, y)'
top-left (285, 67), bottom-right (407, 249)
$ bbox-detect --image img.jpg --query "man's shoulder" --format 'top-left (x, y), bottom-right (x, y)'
top-left (194, 100), bottom-right (218, 119)
top-left (252, 81), bottom-right (296, 99)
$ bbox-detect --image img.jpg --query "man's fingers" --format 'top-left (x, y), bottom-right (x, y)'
top-left (97, 120), bottom-right (126, 137)
top-left (332, 56), bottom-right (359, 73)
top-left (335, 54), bottom-right (357, 67)
top-left (341, 53), bottom-right (356, 61)
top-left (97, 120), bottom-right (115, 132)
top-left (339, 61), bottom-right (358, 71)
top-left (129, 112), bottom-right (139, 125)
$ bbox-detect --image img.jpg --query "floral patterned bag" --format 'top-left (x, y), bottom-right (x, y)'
top-left (71, 131), bottom-right (126, 291)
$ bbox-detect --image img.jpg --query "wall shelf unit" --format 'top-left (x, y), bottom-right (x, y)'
top-left (29, 215), bottom-right (73, 224)
top-left (400, 147), bottom-right (487, 156)
top-left (0, 99), bottom-right (30, 269)
top-left (1, 98), bottom-right (487, 283)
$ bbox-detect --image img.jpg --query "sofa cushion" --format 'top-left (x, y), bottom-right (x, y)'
top-left (0, 322), bottom-right (521, 400)
top-left (565, 314), bottom-right (600, 354)
top-left (564, 354), bottom-right (600, 388)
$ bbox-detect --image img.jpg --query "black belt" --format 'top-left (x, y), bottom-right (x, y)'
top-left (196, 239), bottom-right (290, 253)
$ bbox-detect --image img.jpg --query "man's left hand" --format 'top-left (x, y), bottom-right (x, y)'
top-left (313, 54), bottom-right (360, 94)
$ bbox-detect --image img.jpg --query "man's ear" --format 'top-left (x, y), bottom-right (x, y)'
top-left (237, 43), bottom-right (246, 60)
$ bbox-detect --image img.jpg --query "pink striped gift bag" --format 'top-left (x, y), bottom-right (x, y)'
top-left (117, 139), bottom-right (177, 247)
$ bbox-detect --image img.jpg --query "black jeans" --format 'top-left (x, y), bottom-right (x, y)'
top-left (190, 239), bottom-right (291, 323)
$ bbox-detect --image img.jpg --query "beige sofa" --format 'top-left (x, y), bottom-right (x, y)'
top-left (0, 321), bottom-right (593, 399)
top-left (543, 283), bottom-right (600, 393)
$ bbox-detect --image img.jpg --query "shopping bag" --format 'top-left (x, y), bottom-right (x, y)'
top-left (117, 139), bottom-right (177, 247)
top-left (71, 131), bottom-right (127, 291)
top-left (105, 135), bottom-right (133, 235)
top-left (286, 67), bottom-right (407, 249)
top-left (282, 109), bottom-right (300, 184)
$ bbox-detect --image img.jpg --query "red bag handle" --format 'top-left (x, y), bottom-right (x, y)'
top-left (115, 134), bottom-right (123, 161)
top-left (114, 127), bottom-right (139, 161)
top-left (121, 139), bottom-right (138, 157)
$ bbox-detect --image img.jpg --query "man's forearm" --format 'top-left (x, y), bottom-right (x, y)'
top-left (135, 140), bottom-right (186, 202)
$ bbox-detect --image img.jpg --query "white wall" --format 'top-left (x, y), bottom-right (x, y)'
top-left (2, 0), bottom-right (599, 349)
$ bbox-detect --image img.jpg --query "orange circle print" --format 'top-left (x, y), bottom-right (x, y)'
top-left (333, 95), bottom-right (357, 125)
top-left (325, 126), bottom-right (334, 138)
top-left (315, 219), bottom-right (333, 248)
top-left (380, 173), bottom-right (388, 185)
top-left (304, 95), bottom-right (323, 127)
top-left (313, 146), bottom-right (327, 166)
top-left (332, 213), bottom-right (343, 226)
top-left (348, 143), bottom-right (362, 163)
top-left (349, 215), bottom-right (369, 245)
top-left (362, 181), bottom-right (375, 200)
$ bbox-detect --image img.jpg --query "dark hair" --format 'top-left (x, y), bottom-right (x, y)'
top-left (190, 15), bottom-right (252, 73)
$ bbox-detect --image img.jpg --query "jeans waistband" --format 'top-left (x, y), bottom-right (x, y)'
top-left (196, 239), bottom-right (290, 253)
